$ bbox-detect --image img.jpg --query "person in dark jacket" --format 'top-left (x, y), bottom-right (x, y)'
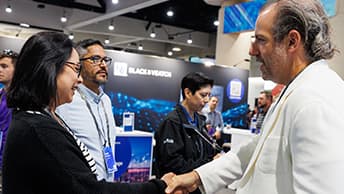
top-left (154, 72), bottom-right (219, 194)
top-left (3, 31), bottom-right (173, 194)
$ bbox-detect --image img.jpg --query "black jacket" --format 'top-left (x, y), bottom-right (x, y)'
top-left (154, 104), bottom-right (216, 177)
top-left (3, 110), bottom-right (166, 194)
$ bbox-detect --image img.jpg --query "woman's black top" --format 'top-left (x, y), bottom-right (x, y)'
top-left (3, 110), bottom-right (166, 194)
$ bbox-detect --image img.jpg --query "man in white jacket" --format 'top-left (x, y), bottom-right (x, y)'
top-left (165, 0), bottom-right (344, 193)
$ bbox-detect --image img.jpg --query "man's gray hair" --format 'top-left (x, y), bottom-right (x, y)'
top-left (272, 0), bottom-right (336, 62)
top-left (75, 39), bottom-right (104, 58)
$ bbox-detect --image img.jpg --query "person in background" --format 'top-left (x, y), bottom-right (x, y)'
top-left (255, 90), bottom-right (272, 132)
top-left (202, 96), bottom-right (224, 145)
top-left (154, 72), bottom-right (219, 194)
top-left (56, 39), bottom-right (117, 182)
top-left (165, 0), bottom-right (344, 193)
top-left (3, 31), bottom-right (173, 194)
top-left (204, 120), bottom-right (215, 137)
top-left (0, 49), bottom-right (18, 192)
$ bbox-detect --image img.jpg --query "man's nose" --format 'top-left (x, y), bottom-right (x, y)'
top-left (249, 43), bottom-right (258, 56)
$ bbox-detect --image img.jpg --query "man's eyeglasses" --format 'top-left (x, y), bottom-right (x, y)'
top-left (1, 49), bottom-right (18, 58)
top-left (65, 61), bottom-right (82, 77)
top-left (80, 55), bottom-right (112, 67)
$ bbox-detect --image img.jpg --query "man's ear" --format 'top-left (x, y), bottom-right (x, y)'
top-left (287, 30), bottom-right (301, 50)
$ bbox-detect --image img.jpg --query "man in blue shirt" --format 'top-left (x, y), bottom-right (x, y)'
top-left (56, 39), bottom-right (117, 182)
top-left (202, 96), bottom-right (224, 141)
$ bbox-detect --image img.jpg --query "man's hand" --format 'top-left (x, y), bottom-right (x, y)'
top-left (165, 171), bottom-right (201, 194)
top-left (161, 172), bottom-right (188, 194)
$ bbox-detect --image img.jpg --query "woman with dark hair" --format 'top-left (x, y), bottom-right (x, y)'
top-left (3, 31), bottom-right (172, 194)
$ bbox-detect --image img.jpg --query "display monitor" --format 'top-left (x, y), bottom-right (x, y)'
top-left (223, 0), bottom-right (267, 34)
top-left (223, 0), bottom-right (337, 34)
top-left (321, 0), bottom-right (336, 17)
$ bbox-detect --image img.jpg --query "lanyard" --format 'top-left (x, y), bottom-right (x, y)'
top-left (78, 88), bottom-right (111, 148)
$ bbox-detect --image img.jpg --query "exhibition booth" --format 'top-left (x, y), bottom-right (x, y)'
top-left (104, 49), bottom-right (249, 132)
top-left (0, 35), bottom-right (251, 184)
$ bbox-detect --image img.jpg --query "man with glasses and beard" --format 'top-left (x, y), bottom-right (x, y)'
top-left (56, 39), bottom-right (117, 182)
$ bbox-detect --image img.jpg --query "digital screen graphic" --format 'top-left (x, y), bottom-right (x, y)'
top-left (223, 0), bottom-right (267, 34)
top-left (107, 91), bottom-right (175, 132)
top-left (114, 135), bottom-right (153, 183)
top-left (224, 0), bottom-right (336, 34)
top-left (104, 50), bottom-right (249, 130)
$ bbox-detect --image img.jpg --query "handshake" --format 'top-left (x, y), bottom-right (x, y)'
top-left (160, 170), bottom-right (202, 194)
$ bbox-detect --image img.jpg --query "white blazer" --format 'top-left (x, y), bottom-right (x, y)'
top-left (196, 60), bottom-right (344, 194)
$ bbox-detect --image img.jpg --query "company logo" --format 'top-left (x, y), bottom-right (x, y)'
top-left (114, 62), bottom-right (128, 77)
top-left (128, 67), bottom-right (172, 78)
top-left (227, 78), bottom-right (244, 103)
top-left (113, 61), bottom-right (172, 78)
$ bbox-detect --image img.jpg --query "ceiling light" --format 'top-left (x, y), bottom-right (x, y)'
top-left (5, 5), bottom-right (12, 13)
top-left (172, 47), bottom-right (181, 52)
top-left (60, 16), bottom-right (67, 23)
top-left (166, 10), bottom-right (174, 17)
top-left (150, 29), bottom-right (156, 38)
top-left (168, 51), bottom-right (173, 56)
top-left (187, 34), bottom-right (192, 44)
top-left (61, 10), bottom-right (67, 23)
top-left (68, 33), bottom-right (74, 40)
top-left (138, 44), bottom-right (143, 50)
top-left (108, 24), bottom-right (114, 31)
top-left (19, 23), bottom-right (30, 28)
top-left (112, 0), bottom-right (119, 4)
top-left (104, 39), bottom-right (110, 44)
top-left (213, 20), bottom-right (219, 26)
top-left (108, 20), bottom-right (115, 30)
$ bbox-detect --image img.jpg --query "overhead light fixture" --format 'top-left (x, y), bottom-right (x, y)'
top-left (104, 38), bottom-right (110, 44)
top-left (187, 34), bottom-right (193, 44)
top-left (213, 20), bottom-right (219, 26)
top-left (19, 23), bottom-right (30, 28)
top-left (167, 51), bottom-right (173, 56)
top-left (138, 44), bottom-right (143, 50)
top-left (166, 10), bottom-right (174, 17)
top-left (60, 16), bottom-right (67, 23)
top-left (68, 33), bottom-right (74, 40)
top-left (5, 0), bottom-right (12, 13)
top-left (172, 47), bottom-right (181, 52)
top-left (150, 28), bottom-right (156, 38)
top-left (60, 9), bottom-right (67, 23)
top-left (5, 5), bottom-right (12, 13)
top-left (112, 0), bottom-right (119, 4)
top-left (108, 20), bottom-right (115, 31)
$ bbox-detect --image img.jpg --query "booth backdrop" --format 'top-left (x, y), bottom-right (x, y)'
top-left (104, 50), bottom-right (249, 132)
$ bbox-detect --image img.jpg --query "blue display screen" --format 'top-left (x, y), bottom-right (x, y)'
top-left (223, 0), bottom-right (337, 34)
top-left (321, 0), bottom-right (337, 17)
top-left (223, 0), bottom-right (267, 34)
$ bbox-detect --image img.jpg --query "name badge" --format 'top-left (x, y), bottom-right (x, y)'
top-left (103, 146), bottom-right (117, 174)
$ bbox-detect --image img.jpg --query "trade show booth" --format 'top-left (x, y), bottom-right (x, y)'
top-left (104, 50), bottom-right (250, 132)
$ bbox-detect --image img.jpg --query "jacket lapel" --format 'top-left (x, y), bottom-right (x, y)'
top-left (238, 88), bottom-right (294, 187)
